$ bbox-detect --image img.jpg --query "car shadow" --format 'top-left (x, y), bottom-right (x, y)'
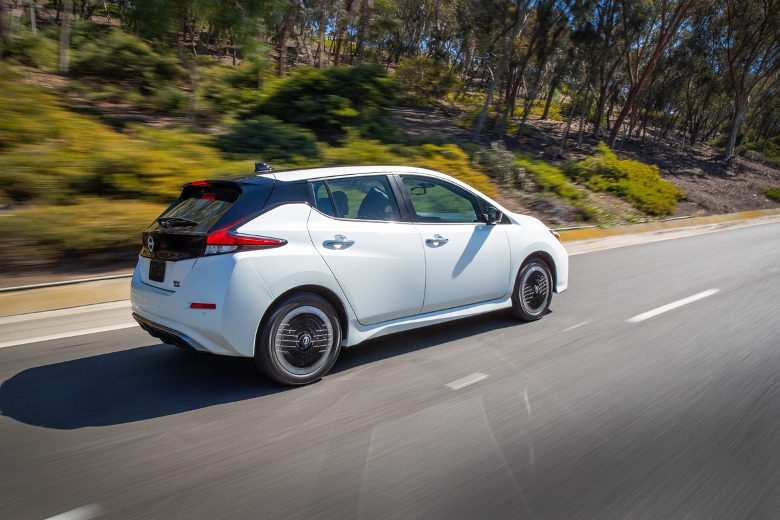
top-left (0, 310), bottom-right (532, 430)
top-left (0, 345), bottom-right (282, 430)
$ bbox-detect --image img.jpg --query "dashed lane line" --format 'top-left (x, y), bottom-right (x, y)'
top-left (445, 372), bottom-right (489, 390)
top-left (626, 289), bottom-right (720, 324)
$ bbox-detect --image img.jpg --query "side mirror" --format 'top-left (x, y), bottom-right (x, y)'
top-left (485, 206), bottom-right (503, 225)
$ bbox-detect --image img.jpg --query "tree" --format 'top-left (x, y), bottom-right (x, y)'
top-left (473, 0), bottom-right (533, 142)
top-left (607, 0), bottom-right (694, 147)
top-left (720, 0), bottom-right (780, 157)
top-left (59, 0), bottom-right (72, 74)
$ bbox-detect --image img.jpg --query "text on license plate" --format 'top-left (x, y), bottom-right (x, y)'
top-left (149, 260), bottom-right (166, 282)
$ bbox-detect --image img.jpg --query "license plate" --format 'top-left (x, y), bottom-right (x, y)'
top-left (149, 260), bottom-right (166, 282)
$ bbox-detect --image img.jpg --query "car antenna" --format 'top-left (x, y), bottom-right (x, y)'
top-left (255, 162), bottom-right (273, 173)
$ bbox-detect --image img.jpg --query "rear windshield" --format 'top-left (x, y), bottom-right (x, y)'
top-left (154, 183), bottom-right (242, 233)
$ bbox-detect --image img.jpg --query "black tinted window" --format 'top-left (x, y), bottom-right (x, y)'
top-left (312, 176), bottom-right (400, 221)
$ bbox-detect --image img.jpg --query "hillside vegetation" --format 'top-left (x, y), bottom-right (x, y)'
top-left (1, 5), bottom-right (776, 266)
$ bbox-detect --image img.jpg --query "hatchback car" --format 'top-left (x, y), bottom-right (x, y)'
top-left (131, 165), bottom-right (568, 385)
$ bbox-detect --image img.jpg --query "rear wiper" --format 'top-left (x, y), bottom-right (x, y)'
top-left (157, 217), bottom-right (199, 228)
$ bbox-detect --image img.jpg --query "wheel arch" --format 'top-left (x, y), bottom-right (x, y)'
top-left (519, 251), bottom-right (558, 292)
top-left (255, 285), bottom-right (350, 354)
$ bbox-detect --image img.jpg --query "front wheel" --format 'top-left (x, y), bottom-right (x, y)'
top-left (255, 293), bottom-right (342, 385)
top-left (511, 257), bottom-right (553, 321)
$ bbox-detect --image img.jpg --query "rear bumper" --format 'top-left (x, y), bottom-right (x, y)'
top-left (130, 255), bottom-right (273, 357)
top-left (132, 312), bottom-right (208, 352)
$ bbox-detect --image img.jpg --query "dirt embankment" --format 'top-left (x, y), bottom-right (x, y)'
top-left (388, 107), bottom-right (780, 223)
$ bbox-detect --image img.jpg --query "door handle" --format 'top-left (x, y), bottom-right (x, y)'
top-left (425, 234), bottom-right (449, 246)
top-left (323, 234), bottom-right (355, 249)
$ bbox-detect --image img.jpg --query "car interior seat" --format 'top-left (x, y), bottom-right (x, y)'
top-left (358, 187), bottom-right (391, 220)
top-left (332, 191), bottom-right (349, 217)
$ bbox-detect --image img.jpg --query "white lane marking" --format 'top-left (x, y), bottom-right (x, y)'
top-left (0, 323), bottom-right (138, 349)
top-left (626, 289), bottom-right (720, 324)
top-left (562, 321), bottom-right (590, 332)
top-left (0, 300), bottom-right (131, 325)
top-left (523, 385), bottom-right (532, 415)
top-left (445, 372), bottom-right (488, 390)
top-left (46, 503), bottom-right (104, 520)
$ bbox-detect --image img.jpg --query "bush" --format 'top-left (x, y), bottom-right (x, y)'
top-left (564, 142), bottom-right (684, 216)
top-left (310, 133), bottom-right (498, 198)
top-left (70, 28), bottom-right (186, 92)
top-left (246, 65), bottom-right (397, 143)
top-left (742, 137), bottom-right (780, 167)
top-left (474, 143), bottom-right (529, 190)
top-left (762, 188), bottom-right (780, 202)
top-left (395, 57), bottom-right (459, 106)
top-left (0, 75), bottom-right (249, 205)
top-left (6, 31), bottom-right (59, 71)
top-left (0, 198), bottom-right (165, 262)
top-left (217, 116), bottom-right (320, 161)
top-left (515, 153), bottom-right (581, 201)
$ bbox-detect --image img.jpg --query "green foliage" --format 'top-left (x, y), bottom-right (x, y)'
top-left (5, 30), bottom-right (59, 71)
top-left (395, 57), bottom-right (459, 106)
top-left (515, 154), bottom-right (581, 201)
top-left (217, 116), bottom-right (320, 161)
top-left (742, 136), bottom-right (780, 166)
top-left (70, 28), bottom-right (186, 91)
top-left (564, 143), bottom-right (684, 216)
top-left (762, 188), bottom-right (780, 202)
top-left (0, 199), bottom-right (165, 262)
top-left (309, 133), bottom-right (497, 198)
top-left (247, 65), bottom-right (398, 143)
top-left (0, 76), bottom-right (252, 259)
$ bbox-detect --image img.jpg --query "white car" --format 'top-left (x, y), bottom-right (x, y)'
top-left (131, 165), bottom-right (568, 385)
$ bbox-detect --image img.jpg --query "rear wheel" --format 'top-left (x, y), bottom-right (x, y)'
top-left (511, 257), bottom-right (553, 321)
top-left (255, 293), bottom-right (342, 385)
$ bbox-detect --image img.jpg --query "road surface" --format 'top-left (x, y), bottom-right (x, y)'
top-left (1, 222), bottom-right (779, 519)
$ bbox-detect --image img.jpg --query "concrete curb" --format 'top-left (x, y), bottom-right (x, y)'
top-left (558, 208), bottom-right (780, 242)
top-left (1, 208), bottom-right (779, 318)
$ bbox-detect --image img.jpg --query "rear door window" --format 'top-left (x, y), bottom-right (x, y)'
top-left (312, 176), bottom-right (400, 221)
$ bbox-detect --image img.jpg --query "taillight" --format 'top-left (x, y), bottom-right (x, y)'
top-left (204, 221), bottom-right (286, 255)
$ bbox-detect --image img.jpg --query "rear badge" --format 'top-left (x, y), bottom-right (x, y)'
top-left (173, 280), bottom-right (181, 288)
top-left (147, 236), bottom-right (155, 252)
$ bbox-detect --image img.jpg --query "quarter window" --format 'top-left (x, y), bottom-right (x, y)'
top-left (401, 176), bottom-right (481, 223)
top-left (312, 176), bottom-right (400, 221)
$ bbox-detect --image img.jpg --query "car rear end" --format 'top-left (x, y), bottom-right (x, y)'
top-left (131, 176), bottom-right (283, 357)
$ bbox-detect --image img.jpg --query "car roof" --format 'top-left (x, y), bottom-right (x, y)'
top-left (225, 165), bottom-right (446, 184)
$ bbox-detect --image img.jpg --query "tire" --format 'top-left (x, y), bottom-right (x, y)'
top-left (255, 293), bottom-right (342, 386)
top-left (511, 257), bottom-right (553, 321)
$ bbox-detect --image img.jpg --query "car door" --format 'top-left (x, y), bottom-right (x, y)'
top-left (399, 175), bottom-right (511, 314)
top-left (308, 175), bottom-right (425, 326)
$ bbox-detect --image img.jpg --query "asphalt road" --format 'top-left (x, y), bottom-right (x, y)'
top-left (1, 222), bottom-right (779, 519)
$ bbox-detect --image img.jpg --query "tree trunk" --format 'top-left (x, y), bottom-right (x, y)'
top-left (725, 98), bottom-right (747, 157)
top-left (592, 84), bottom-right (608, 138)
top-left (30, 0), bottom-right (37, 35)
top-left (0, 0), bottom-right (9, 61)
top-left (58, 0), bottom-right (71, 75)
top-left (607, 1), bottom-right (691, 147)
top-left (560, 85), bottom-right (585, 154)
top-left (578, 92), bottom-right (593, 147)
top-left (277, 0), bottom-right (297, 77)
top-left (541, 77), bottom-right (560, 120)
top-left (317, 4), bottom-right (326, 67)
top-left (474, 0), bottom-right (531, 142)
